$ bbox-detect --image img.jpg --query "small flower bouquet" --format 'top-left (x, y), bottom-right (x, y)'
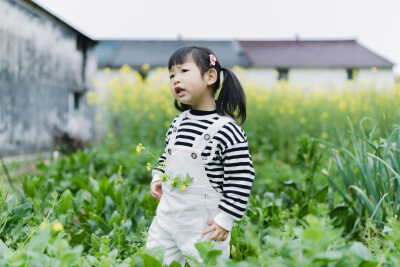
top-left (162, 173), bottom-right (193, 191)
top-left (136, 143), bottom-right (193, 191)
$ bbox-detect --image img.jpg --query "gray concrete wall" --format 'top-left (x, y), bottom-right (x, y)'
top-left (0, 0), bottom-right (97, 156)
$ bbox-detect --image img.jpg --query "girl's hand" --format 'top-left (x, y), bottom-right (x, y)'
top-left (202, 220), bottom-right (229, 241)
top-left (150, 180), bottom-right (163, 200)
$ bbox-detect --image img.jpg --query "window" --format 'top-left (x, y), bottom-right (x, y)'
top-left (76, 35), bottom-right (86, 52)
top-left (277, 68), bottom-right (289, 81)
top-left (73, 92), bottom-right (83, 112)
top-left (347, 68), bottom-right (358, 80)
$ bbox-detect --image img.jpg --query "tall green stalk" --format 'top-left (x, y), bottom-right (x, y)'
top-left (322, 119), bottom-right (400, 227)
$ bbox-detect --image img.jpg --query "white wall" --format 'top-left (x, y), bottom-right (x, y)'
top-left (357, 68), bottom-right (395, 89)
top-left (289, 68), bottom-right (347, 90)
top-left (232, 68), bottom-right (277, 88)
top-left (94, 66), bottom-right (395, 94)
top-left (241, 67), bottom-right (395, 90)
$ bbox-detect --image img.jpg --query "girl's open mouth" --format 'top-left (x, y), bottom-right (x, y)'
top-left (175, 87), bottom-right (186, 97)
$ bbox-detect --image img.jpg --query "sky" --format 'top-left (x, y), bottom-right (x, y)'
top-left (33, 0), bottom-right (400, 73)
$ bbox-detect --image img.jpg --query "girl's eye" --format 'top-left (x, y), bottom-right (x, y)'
top-left (181, 69), bottom-right (188, 73)
top-left (169, 74), bottom-right (174, 79)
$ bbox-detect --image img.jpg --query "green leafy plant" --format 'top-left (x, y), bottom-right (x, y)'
top-left (323, 118), bottom-right (400, 228)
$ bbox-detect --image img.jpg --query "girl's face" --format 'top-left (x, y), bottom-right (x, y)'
top-left (169, 57), bottom-right (215, 110)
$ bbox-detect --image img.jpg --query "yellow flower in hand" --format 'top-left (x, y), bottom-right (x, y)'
top-left (169, 180), bottom-right (174, 185)
top-left (136, 143), bottom-right (145, 153)
top-left (180, 185), bottom-right (186, 190)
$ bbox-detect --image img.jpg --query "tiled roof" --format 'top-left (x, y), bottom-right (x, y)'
top-left (96, 40), bottom-right (252, 68)
top-left (96, 39), bottom-right (394, 69)
top-left (239, 40), bottom-right (393, 68)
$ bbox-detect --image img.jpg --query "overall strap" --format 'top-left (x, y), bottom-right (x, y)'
top-left (168, 110), bottom-right (190, 146)
top-left (193, 115), bottom-right (235, 156)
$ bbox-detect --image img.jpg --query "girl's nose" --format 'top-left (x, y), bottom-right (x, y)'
top-left (173, 76), bottom-right (180, 84)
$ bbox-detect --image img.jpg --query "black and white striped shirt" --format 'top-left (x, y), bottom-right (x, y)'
top-left (153, 109), bottom-right (255, 222)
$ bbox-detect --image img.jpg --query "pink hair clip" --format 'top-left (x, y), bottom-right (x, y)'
top-left (209, 54), bottom-right (217, 66)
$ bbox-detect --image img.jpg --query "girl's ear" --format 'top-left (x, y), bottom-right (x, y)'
top-left (206, 68), bottom-right (218, 86)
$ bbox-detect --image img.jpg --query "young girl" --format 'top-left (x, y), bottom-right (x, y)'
top-left (146, 46), bottom-right (255, 265)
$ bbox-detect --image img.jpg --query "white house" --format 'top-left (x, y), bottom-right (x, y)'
top-left (94, 39), bottom-right (395, 90)
top-left (239, 40), bottom-right (394, 90)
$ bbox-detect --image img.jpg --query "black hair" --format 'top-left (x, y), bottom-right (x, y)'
top-left (168, 46), bottom-right (246, 124)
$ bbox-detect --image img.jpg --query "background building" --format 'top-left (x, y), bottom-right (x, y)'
top-left (0, 0), bottom-right (97, 156)
top-left (95, 39), bottom-right (395, 89)
top-left (240, 40), bottom-right (394, 89)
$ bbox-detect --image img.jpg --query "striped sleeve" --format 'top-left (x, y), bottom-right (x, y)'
top-left (214, 140), bottom-right (255, 230)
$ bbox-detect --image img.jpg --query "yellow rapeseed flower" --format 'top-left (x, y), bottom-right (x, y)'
top-left (142, 63), bottom-right (150, 71)
top-left (169, 180), bottom-right (174, 185)
top-left (338, 100), bottom-right (347, 111)
top-left (87, 91), bottom-right (97, 105)
top-left (146, 163), bottom-right (151, 171)
top-left (180, 185), bottom-right (186, 190)
top-left (136, 143), bottom-right (145, 153)
top-left (321, 132), bottom-right (329, 139)
top-left (321, 112), bottom-right (329, 119)
top-left (119, 65), bottom-right (132, 74)
top-left (52, 222), bottom-right (64, 231)
top-left (40, 222), bottom-right (48, 229)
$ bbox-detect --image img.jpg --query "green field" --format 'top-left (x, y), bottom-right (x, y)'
top-left (1, 68), bottom-right (400, 266)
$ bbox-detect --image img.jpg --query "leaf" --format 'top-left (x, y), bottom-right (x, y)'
top-left (146, 246), bottom-right (165, 264)
top-left (91, 233), bottom-right (101, 253)
top-left (302, 228), bottom-right (323, 242)
top-left (9, 203), bottom-right (33, 222)
top-left (99, 176), bottom-right (109, 194)
top-left (367, 153), bottom-right (400, 183)
top-left (313, 250), bottom-right (343, 261)
top-left (194, 240), bottom-right (223, 265)
top-left (108, 211), bottom-right (122, 228)
top-left (58, 189), bottom-right (73, 214)
top-left (348, 242), bottom-right (373, 261)
top-left (35, 161), bottom-right (47, 170)
top-left (348, 186), bottom-right (377, 220)
top-left (299, 204), bottom-right (308, 218)
top-left (22, 177), bottom-right (36, 198)
top-left (141, 254), bottom-right (162, 267)
top-left (314, 185), bottom-right (329, 202)
top-left (25, 228), bottom-right (50, 254)
top-left (0, 239), bottom-right (10, 258)
top-left (169, 261), bottom-right (182, 267)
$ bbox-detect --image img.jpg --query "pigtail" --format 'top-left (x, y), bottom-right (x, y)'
top-left (216, 67), bottom-right (247, 125)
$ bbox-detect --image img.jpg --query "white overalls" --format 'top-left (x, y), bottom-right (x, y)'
top-left (146, 111), bottom-right (234, 266)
